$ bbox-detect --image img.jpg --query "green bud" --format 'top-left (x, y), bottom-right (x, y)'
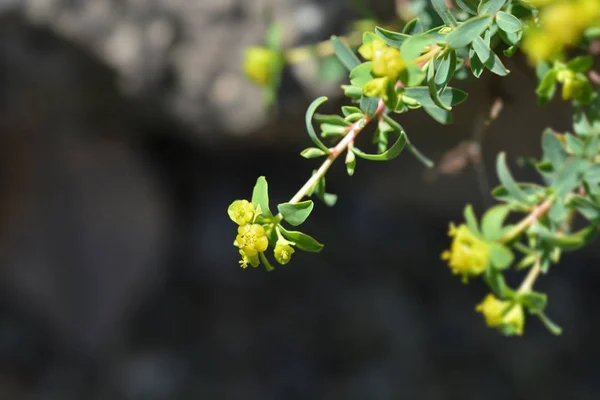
top-left (274, 243), bottom-right (295, 265)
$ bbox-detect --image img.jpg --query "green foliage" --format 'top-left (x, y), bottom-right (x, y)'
top-left (236, 0), bottom-right (600, 338)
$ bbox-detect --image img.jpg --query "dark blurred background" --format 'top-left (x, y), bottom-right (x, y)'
top-left (0, 1), bottom-right (598, 399)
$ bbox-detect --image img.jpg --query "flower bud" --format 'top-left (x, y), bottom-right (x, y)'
top-left (358, 38), bottom-right (387, 61)
top-left (274, 243), bottom-right (295, 265)
top-left (476, 294), bottom-right (525, 336)
top-left (441, 223), bottom-right (490, 282)
top-left (363, 77), bottom-right (390, 100)
top-left (372, 47), bottom-right (406, 80)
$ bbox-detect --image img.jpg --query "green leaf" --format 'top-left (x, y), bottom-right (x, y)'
top-left (423, 106), bottom-right (453, 125)
top-left (375, 26), bottom-right (410, 48)
top-left (569, 195), bottom-right (600, 226)
top-left (472, 36), bottom-right (509, 76)
top-left (469, 48), bottom-right (484, 78)
top-left (403, 18), bottom-right (424, 35)
top-left (259, 252), bottom-right (275, 272)
top-left (478, 0), bottom-right (507, 15)
top-left (346, 146), bottom-right (357, 176)
top-left (314, 113), bottom-right (351, 126)
top-left (279, 226), bottom-right (324, 252)
top-left (496, 11), bottom-right (522, 33)
top-left (403, 86), bottom-right (468, 108)
top-left (481, 204), bottom-right (511, 241)
top-left (553, 158), bottom-right (589, 196)
top-left (318, 56), bottom-right (346, 82)
top-left (463, 204), bottom-right (482, 237)
top-left (353, 131), bottom-right (407, 161)
top-left (584, 134), bottom-right (600, 159)
top-left (484, 267), bottom-right (507, 297)
top-left (360, 95), bottom-right (380, 117)
top-left (489, 242), bottom-right (514, 270)
top-left (398, 61), bottom-right (427, 87)
top-left (301, 147), bottom-right (328, 159)
top-left (519, 291), bottom-right (547, 314)
top-left (266, 23), bottom-right (282, 51)
top-left (400, 33), bottom-right (439, 61)
top-left (305, 97), bottom-right (332, 153)
top-left (565, 134), bottom-right (584, 156)
top-left (542, 129), bottom-right (567, 167)
top-left (252, 176), bottom-right (272, 217)
top-left (534, 222), bottom-right (598, 251)
top-left (330, 35), bottom-right (361, 71)
top-left (492, 183), bottom-right (547, 206)
top-left (496, 152), bottom-right (534, 205)
top-left (536, 70), bottom-right (558, 106)
top-left (427, 60), bottom-right (452, 111)
top-left (349, 62), bottom-right (374, 87)
top-left (566, 55), bottom-right (594, 73)
top-left (342, 106), bottom-right (362, 117)
top-left (446, 14), bottom-right (493, 49)
top-left (278, 200), bottom-right (314, 226)
top-left (431, 0), bottom-right (458, 27)
top-left (455, 0), bottom-right (479, 14)
top-left (435, 50), bottom-right (457, 90)
top-left (342, 85), bottom-right (363, 99)
top-left (538, 312), bottom-right (563, 335)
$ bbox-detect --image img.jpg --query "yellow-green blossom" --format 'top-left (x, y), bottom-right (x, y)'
top-left (358, 38), bottom-right (387, 60)
top-left (239, 249), bottom-right (260, 269)
top-left (235, 224), bottom-right (269, 257)
top-left (243, 46), bottom-right (281, 86)
top-left (274, 243), bottom-right (295, 265)
top-left (372, 47), bottom-right (406, 80)
top-left (441, 223), bottom-right (490, 282)
top-left (228, 200), bottom-right (255, 226)
top-left (363, 77), bottom-right (390, 100)
top-left (476, 294), bottom-right (525, 336)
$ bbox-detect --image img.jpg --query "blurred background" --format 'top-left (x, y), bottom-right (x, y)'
top-left (0, 0), bottom-right (598, 399)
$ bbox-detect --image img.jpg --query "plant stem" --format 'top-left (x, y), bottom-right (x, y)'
top-left (517, 257), bottom-right (542, 294)
top-left (289, 99), bottom-right (386, 204)
top-left (500, 198), bottom-right (554, 243)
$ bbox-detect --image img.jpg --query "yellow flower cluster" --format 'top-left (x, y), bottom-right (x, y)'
top-left (358, 38), bottom-right (407, 100)
top-left (441, 223), bottom-right (490, 282)
top-left (243, 47), bottom-right (281, 86)
top-left (522, 0), bottom-right (600, 63)
top-left (228, 200), bottom-right (269, 268)
top-left (476, 294), bottom-right (525, 336)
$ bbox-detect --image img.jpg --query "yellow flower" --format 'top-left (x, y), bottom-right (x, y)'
top-left (363, 77), bottom-right (390, 100)
top-left (228, 199), bottom-right (255, 226)
top-left (239, 249), bottom-right (260, 269)
top-left (235, 224), bottom-right (269, 257)
top-left (243, 46), bottom-right (281, 86)
top-left (372, 47), bottom-right (406, 80)
top-left (441, 223), bottom-right (490, 282)
top-left (358, 38), bottom-right (387, 60)
top-left (476, 294), bottom-right (525, 336)
top-left (274, 243), bottom-right (295, 265)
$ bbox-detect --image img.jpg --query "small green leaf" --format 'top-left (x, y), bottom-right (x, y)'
top-left (400, 33), bottom-right (439, 61)
top-left (342, 85), bottom-right (363, 99)
top-left (566, 55), bottom-right (594, 73)
top-left (553, 158), bottom-right (589, 196)
top-left (346, 146), bottom-right (357, 176)
top-left (342, 106), bottom-right (362, 117)
top-left (492, 183), bottom-right (546, 206)
top-left (496, 153), bottom-right (534, 205)
top-left (360, 95), bottom-right (380, 117)
top-left (279, 226), bottom-right (324, 252)
top-left (427, 60), bottom-right (452, 111)
top-left (314, 113), bottom-right (351, 126)
top-left (484, 267), bottom-right (507, 297)
top-left (455, 0), bottom-right (479, 14)
top-left (278, 200), bottom-right (314, 226)
top-left (473, 37), bottom-right (509, 76)
top-left (489, 242), bottom-right (514, 270)
top-left (446, 14), bottom-right (493, 49)
top-left (350, 62), bottom-right (374, 87)
top-left (496, 11), bottom-right (522, 33)
top-left (534, 222), bottom-right (598, 251)
top-left (482, 204), bottom-right (511, 241)
top-left (383, 115), bottom-right (433, 167)
top-left (569, 195), bottom-right (600, 226)
top-left (301, 147), bottom-right (328, 159)
top-left (403, 86), bottom-right (468, 108)
top-left (542, 129), bottom-right (567, 167)
top-left (252, 176), bottom-right (272, 217)
top-left (469, 48), bottom-right (485, 78)
top-left (305, 97), bottom-right (332, 153)
top-left (431, 0), bottom-right (458, 26)
top-left (353, 131), bottom-right (407, 161)
top-left (463, 204), bottom-right (482, 237)
top-left (375, 26), bottom-right (410, 48)
top-left (423, 106), bottom-right (453, 125)
top-left (403, 18), bottom-right (424, 35)
top-left (435, 50), bottom-right (457, 90)
top-left (478, 0), bottom-right (507, 14)
top-left (519, 291), bottom-right (547, 314)
top-left (330, 35), bottom-right (361, 71)
top-left (565, 134), bottom-right (584, 156)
